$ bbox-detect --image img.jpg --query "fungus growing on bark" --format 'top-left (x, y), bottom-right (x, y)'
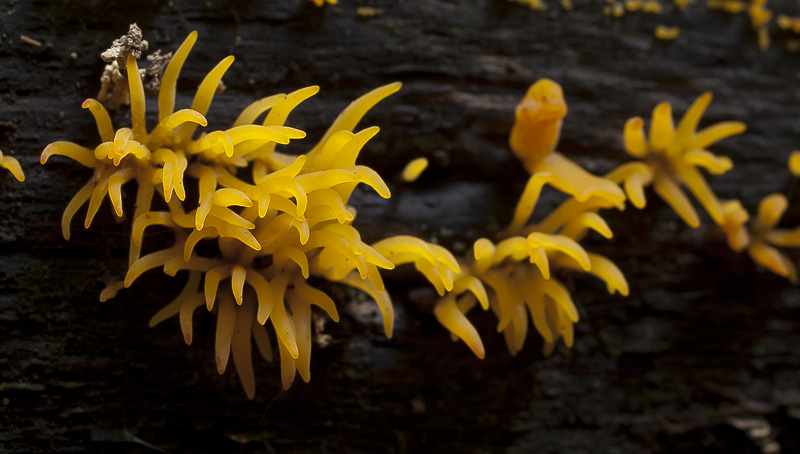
top-left (722, 195), bottom-right (800, 282)
top-left (121, 81), bottom-right (406, 397)
top-left (614, 92), bottom-right (745, 228)
top-left (402, 79), bottom-right (628, 358)
top-left (41, 29), bottom-right (419, 398)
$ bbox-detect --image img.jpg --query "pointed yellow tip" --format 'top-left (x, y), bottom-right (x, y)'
top-left (386, 81), bottom-right (402, 94)
top-left (123, 276), bottom-right (133, 288)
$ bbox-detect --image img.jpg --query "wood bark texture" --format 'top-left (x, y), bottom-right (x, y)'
top-left (1, 0), bottom-right (800, 452)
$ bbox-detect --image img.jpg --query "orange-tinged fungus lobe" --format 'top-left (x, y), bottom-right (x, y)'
top-left (509, 78), bottom-right (567, 171)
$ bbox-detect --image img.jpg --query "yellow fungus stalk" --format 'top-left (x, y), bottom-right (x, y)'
top-left (509, 78), bottom-right (567, 170)
top-left (509, 79), bottom-right (625, 214)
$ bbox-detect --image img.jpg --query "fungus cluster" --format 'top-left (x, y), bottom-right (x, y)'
top-left (38, 27), bottom-right (799, 399)
top-left (504, 0), bottom-right (795, 51)
top-left (611, 93), bottom-right (800, 282)
top-left (41, 31), bottom-right (448, 398)
top-left (613, 92), bottom-right (744, 229)
top-left (391, 79), bottom-right (630, 358)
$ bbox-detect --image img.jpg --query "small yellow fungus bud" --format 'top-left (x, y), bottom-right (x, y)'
top-left (722, 1), bottom-right (746, 13)
top-left (612, 3), bottom-right (625, 17)
top-left (642, 0), bottom-right (663, 13)
top-left (748, 0), bottom-right (773, 29)
top-left (673, 0), bottom-right (691, 10)
top-left (777, 14), bottom-right (792, 29)
top-left (356, 6), bottom-right (383, 17)
top-left (509, 0), bottom-right (548, 11)
top-left (655, 25), bottom-right (680, 40)
top-left (401, 157), bottom-right (429, 182)
top-left (625, 0), bottom-right (643, 11)
top-left (789, 151), bottom-right (800, 177)
top-left (721, 199), bottom-right (750, 252)
top-left (560, 0), bottom-right (573, 11)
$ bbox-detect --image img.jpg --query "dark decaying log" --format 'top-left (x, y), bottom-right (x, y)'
top-left (1, 0), bottom-right (800, 452)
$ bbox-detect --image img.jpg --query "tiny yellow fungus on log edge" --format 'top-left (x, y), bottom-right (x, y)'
top-left (401, 157), bottom-right (429, 182)
top-left (655, 25), bottom-right (680, 40)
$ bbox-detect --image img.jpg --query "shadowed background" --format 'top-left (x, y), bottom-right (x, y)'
top-left (1, 0), bottom-right (800, 452)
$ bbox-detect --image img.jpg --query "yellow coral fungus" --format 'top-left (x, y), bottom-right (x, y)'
top-left (510, 79), bottom-right (625, 208)
top-left (41, 31), bottom-right (314, 272)
top-left (748, 0), bottom-right (773, 29)
top-left (0, 149), bottom-right (24, 182)
top-left (614, 92), bottom-right (744, 228)
top-left (747, 194), bottom-right (800, 282)
top-left (418, 175), bottom-right (628, 357)
top-left (655, 25), bottom-right (680, 40)
top-left (642, 0), bottom-right (663, 13)
top-left (509, 78), bottom-right (566, 170)
top-left (43, 29), bottom-right (410, 398)
top-left (395, 80), bottom-right (628, 358)
top-left (777, 15), bottom-right (800, 32)
top-left (722, 195), bottom-right (800, 282)
top-left (124, 80), bottom-right (402, 397)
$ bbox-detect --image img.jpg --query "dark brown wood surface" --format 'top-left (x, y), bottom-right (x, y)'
top-left (2, 0), bottom-right (800, 452)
